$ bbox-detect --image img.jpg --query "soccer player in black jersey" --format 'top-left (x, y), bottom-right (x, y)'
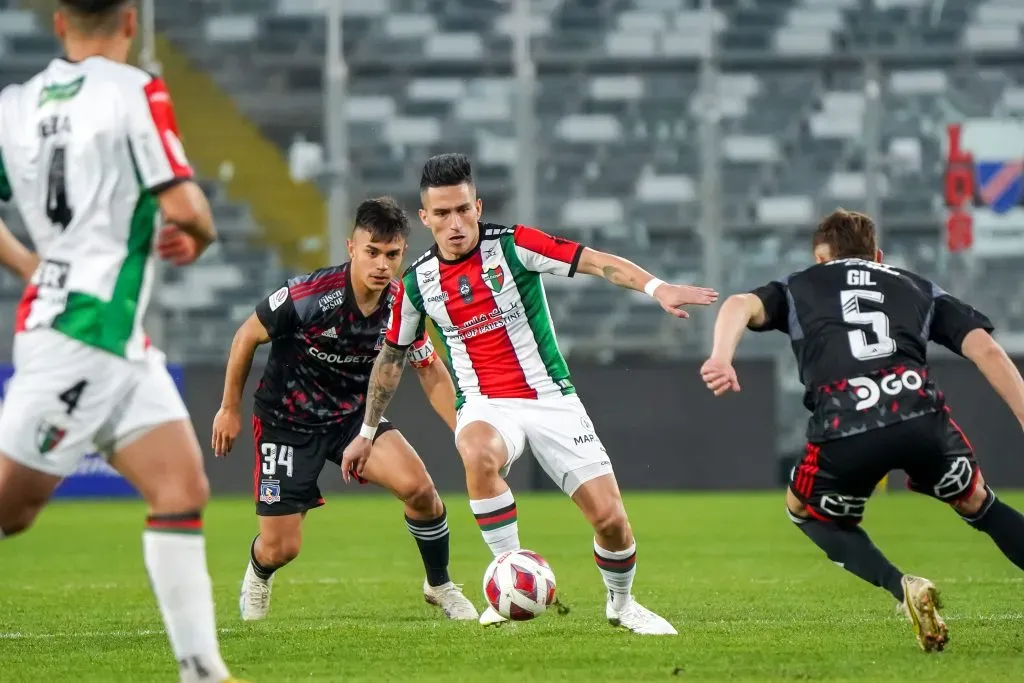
top-left (701, 209), bottom-right (1024, 652)
top-left (211, 197), bottom-right (478, 622)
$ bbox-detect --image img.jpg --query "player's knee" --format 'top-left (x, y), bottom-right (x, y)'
top-left (149, 469), bottom-right (210, 515)
top-left (261, 535), bottom-right (302, 566)
top-left (399, 478), bottom-right (441, 516)
top-left (952, 472), bottom-right (990, 517)
top-left (456, 430), bottom-right (507, 478)
top-left (590, 501), bottom-right (630, 541)
top-left (0, 506), bottom-right (42, 537)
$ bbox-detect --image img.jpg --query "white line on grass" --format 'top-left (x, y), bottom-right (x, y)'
top-left (1, 614), bottom-right (1022, 641)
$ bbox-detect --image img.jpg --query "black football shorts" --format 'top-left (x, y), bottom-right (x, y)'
top-left (789, 409), bottom-right (980, 525)
top-left (251, 413), bottom-right (397, 516)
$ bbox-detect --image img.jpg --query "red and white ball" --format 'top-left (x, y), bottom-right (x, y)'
top-left (482, 549), bottom-right (557, 621)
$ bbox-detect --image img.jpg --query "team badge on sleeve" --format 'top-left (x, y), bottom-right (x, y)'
top-left (269, 286), bottom-right (289, 311)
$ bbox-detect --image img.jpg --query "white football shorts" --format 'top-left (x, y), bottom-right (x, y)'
top-left (0, 328), bottom-right (189, 477)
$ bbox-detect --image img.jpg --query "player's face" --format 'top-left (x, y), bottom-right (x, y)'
top-left (347, 228), bottom-right (406, 292)
top-left (419, 183), bottom-right (483, 259)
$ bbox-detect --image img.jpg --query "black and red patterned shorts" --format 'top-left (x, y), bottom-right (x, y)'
top-left (251, 413), bottom-right (397, 516)
top-left (789, 410), bottom-right (980, 524)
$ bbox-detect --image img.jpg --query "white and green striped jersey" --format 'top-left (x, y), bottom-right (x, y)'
top-left (386, 223), bottom-right (584, 408)
top-left (0, 56), bottom-right (193, 360)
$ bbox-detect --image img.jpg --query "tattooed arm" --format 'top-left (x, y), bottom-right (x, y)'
top-left (362, 343), bottom-right (408, 430)
top-left (575, 248), bottom-right (719, 319)
top-left (341, 343), bottom-right (408, 482)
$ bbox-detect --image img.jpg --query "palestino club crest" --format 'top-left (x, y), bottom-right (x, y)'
top-left (482, 266), bottom-right (505, 293)
top-left (36, 419), bottom-right (67, 454)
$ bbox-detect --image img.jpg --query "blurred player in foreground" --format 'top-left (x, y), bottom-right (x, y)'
top-left (343, 153), bottom-right (718, 634)
top-left (0, 1), bottom-right (243, 681)
top-left (212, 197), bottom-right (478, 622)
top-left (701, 209), bottom-right (1024, 652)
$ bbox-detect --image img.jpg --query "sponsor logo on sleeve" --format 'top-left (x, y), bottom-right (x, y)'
top-left (269, 286), bottom-right (289, 311)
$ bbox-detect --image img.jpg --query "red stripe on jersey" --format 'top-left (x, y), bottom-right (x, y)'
top-left (291, 272), bottom-right (346, 301)
top-left (513, 225), bottom-right (580, 264)
top-left (14, 284), bottom-right (38, 334)
top-left (440, 251), bottom-right (535, 399)
top-left (385, 279), bottom-right (407, 346)
top-left (143, 78), bottom-right (193, 181)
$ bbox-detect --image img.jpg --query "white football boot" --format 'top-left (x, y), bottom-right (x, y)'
top-left (239, 561), bottom-right (273, 621)
top-left (606, 594), bottom-right (678, 635)
top-left (901, 575), bottom-right (948, 652)
top-left (423, 579), bottom-right (479, 620)
top-left (479, 605), bottom-right (509, 627)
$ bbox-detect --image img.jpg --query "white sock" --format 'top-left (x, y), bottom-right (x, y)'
top-left (143, 526), bottom-right (230, 683)
top-left (594, 539), bottom-right (637, 611)
top-left (469, 489), bottom-right (521, 557)
top-left (0, 529), bottom-right (5, 540)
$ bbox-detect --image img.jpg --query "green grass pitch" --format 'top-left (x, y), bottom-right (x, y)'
top-left (1, 491), bottom-right (1022, 682)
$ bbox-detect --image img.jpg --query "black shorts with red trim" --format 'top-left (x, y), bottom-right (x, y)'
top-left (789, 410), bottom-right (979, 525)
top-left (251, 412), bottom-right (397, 516)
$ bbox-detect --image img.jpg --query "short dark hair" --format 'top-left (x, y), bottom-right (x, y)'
top-left (352, 196), bottom-right (410, 243)
top-left (59, 0), bottom-right (131, 35)
top-left (813, 208), bottom-right (877, 260)
top-left (419, 153), bottom-right (473, 191)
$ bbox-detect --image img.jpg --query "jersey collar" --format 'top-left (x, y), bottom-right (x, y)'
top-left (431, 229), bottom-right (481, 266)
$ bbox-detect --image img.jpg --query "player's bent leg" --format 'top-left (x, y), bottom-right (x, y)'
top-left (785, 488), bottom-right (905, 602)
top-left (572, 473), bottom-right (676, 636)
top-left (243, 513), bottom-right (304, 621)
top-left (111, 420), bottom-right (232, 683)
top-left (950, 472), bottom-right (1024, 571)
top-left (0, 453), bottom-right (62, 538)
top-left (456, 421), bottom-right (522, 558)
top-left (360, 429), bottom-right (478, 621)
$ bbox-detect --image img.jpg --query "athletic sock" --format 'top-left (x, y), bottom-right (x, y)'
top-left (0, 529), bottom-right (5, 540)
top-left (406, 505), bottom-right (452, 587)
top-left (791, 512), bottom-right (905, 602)
top-left (594, 540), bottom-right (637, 611)
top-left (962, 488), bottom-right (1024, 570)
top-left (469, 489), bottom-right (520, 557)
top-left (143, 512), bottom-right (230, 683)
top-left (249, 535), bottom-right (279, 581)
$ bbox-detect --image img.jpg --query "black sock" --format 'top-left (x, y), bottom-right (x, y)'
top-left (792, 512), bottom-right (905, 602)
top-left (250, 535), bottom-right (278, 581)
top-left (406, 505), bottom-right (451, 588)
top-left (963, 488), bottom-right (1024, 571)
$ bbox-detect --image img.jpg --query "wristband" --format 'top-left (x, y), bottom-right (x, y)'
top-left (643, 278), bottom-right (665, 297)
top-left (359, 423), bottom-right (378, 440)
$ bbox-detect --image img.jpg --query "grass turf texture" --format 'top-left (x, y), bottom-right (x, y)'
top-left (1, 492), bottom-right (1022, 682)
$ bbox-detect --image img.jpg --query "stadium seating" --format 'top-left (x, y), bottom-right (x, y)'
top-left (2, 0), bottom-right (1022, 451)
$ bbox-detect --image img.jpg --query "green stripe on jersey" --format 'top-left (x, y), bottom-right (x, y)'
top-left (0, 150), bottom-right (11, 202)
top-left (405, 267), bottom-right (464, 407)
top-left (403, 269), bottom-right (426, 314)
top-left (500, 235), bottom-right (575, 395)
top-left (52, 192), bottom-right (157, 356)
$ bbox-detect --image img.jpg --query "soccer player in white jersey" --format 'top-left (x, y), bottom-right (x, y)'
top-left (0, 2), bottom-right (244, 682)
top-left (343, 153), bottom-right (718, 634)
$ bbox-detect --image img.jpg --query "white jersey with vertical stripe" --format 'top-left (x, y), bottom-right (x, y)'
top-left (386, 223), bottom-right (584, 408)
top-left (0, 56), bottom-right (193, 360)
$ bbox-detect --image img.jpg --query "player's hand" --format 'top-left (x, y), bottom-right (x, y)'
top-left (341, 436), bottom-right (372, 484)
top-left (157, 225), bottom-right (201, 266)
top-left (211, 406), bottom-right (242, 457)
top-left (700, 357), bottom-right (741, 396)
top-left (653, 283), bottom-right (719, 319)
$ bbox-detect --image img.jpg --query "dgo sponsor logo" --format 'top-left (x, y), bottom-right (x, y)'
top-left (848, 370), bottom-right (923, 410)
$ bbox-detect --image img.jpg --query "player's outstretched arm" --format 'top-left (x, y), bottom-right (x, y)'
top-left (341, 343), bottom-right (408, 482)
top-left (212, 313), bottom-right (271, 456)
top-left (575, 247), bottom-right (718, 319)
top-left (961, 329), bottom-right (1024, 430)
top-left (700, 293), bottom-right (766, 396)
top-left (414, 355), bottom-right (457, 432)
top-left (0, 217), bottom-right (38, 281)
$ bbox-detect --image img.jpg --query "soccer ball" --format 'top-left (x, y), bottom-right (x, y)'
top-left (482, 549), bottom-right (557, 621)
